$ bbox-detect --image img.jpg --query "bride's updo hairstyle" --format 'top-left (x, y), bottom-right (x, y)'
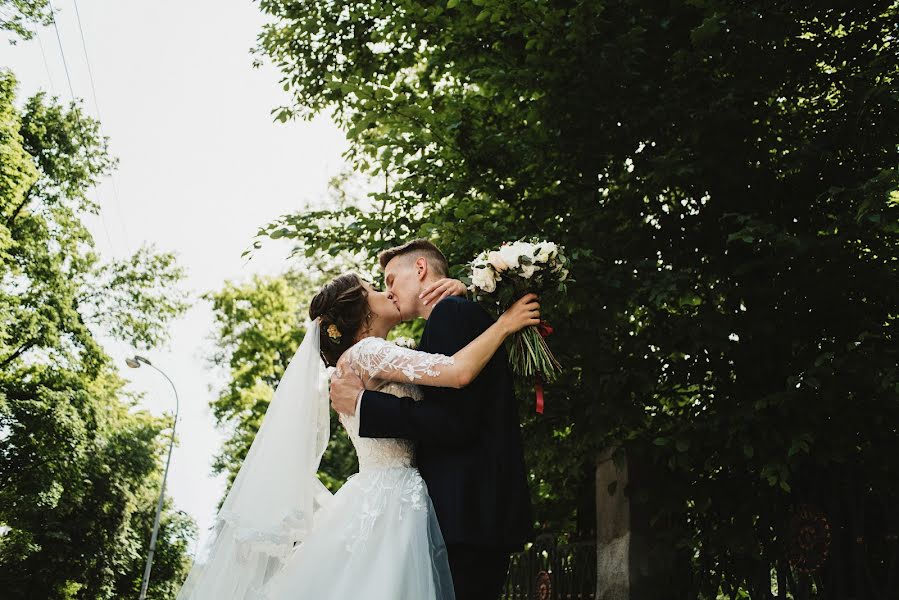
top-left (309, 273), bottom-right (373, 367)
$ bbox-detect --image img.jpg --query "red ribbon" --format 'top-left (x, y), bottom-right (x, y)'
top-left (535, 377), bottom-right (545, 414)
top-left (534, 320), bottom-right (553, 414)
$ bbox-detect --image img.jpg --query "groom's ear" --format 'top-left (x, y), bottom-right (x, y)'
top-left (415, 257), bottom-right (428, 280)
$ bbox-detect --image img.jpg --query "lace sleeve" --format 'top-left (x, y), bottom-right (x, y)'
top-left (347, 337), bottom-right (455, 383)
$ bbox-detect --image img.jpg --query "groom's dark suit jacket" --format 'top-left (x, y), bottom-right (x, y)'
top-left (358, 295), bottom-right (535, 551)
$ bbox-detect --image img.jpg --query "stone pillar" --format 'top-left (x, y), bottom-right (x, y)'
top-left (596, 445), bottom-right (629, 600)
top-left (596, 445), bottom-right (692, 600)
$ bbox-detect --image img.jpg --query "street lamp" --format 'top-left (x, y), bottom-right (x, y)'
top-left (126, 354), bottom-right (180, 600)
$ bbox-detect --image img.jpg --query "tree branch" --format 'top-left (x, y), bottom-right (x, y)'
top-left (1, 339), bottom-right (37, 369)
top-left (5, 182), bottom-right (36, 230)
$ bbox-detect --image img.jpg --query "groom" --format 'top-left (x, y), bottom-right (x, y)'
top-left (329, 239), bottom-right (534, 600)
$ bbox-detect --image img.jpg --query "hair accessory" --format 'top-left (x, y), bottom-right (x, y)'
top-left (326, 323), bottom-right (342, 343)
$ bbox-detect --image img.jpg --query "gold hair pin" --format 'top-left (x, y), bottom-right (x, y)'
top-left (327, 323), bottom-right (342, 343)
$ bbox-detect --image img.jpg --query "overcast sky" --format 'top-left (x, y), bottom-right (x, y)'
top-left (2, 0), bottom-right (350, 555)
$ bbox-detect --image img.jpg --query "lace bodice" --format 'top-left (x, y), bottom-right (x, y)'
top-left (337, 337), bottom-right (454, 472)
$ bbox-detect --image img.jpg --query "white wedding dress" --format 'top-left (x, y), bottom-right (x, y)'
top-left (259, 336), bottom-right (456, 599)
top-left (176, 325), bottom-right (456, 600)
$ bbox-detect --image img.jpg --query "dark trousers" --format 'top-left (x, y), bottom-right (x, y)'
top-left (446, 544), bottom-right (511, 600)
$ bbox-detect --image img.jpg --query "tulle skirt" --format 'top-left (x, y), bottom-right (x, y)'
top-left (258, 466), bottom-right (455, 600)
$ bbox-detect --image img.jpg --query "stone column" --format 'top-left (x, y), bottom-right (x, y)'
top-left (596, 445), bottom-right (692, 600)
top-left (596, 445), bottom-right (629, 600)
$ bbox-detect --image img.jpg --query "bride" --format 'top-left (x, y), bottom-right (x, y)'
top-left (175, 273), bottom-right (540, 599)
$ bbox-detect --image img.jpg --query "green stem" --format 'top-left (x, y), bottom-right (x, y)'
top-left (508, 325), bottom-right (562, 382)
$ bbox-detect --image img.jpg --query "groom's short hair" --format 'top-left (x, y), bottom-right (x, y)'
top-left (378, 239), bottom-right (449, 277)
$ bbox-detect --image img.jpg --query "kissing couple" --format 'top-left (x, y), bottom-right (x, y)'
top-left (176, 239), bottom-right (536, 600)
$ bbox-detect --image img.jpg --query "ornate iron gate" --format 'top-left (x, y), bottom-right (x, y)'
top-left (502, 540), bottom-right (597, 600)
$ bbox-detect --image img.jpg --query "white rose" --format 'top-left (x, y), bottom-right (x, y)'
top-left (487, 250), bottom-right (510, 272)
top-left (517, 240), bottom-right (537, 256)
top-left (520, 263), bottom-right (538, 279)
top-left (500, 242), bottom-right (536, 268)
top-left (470, 251), bottom-right (490, 272)
top-left (498, 243), bottom-right (524, 270)
top-left (471, 265), bottom-right (497, 293)
top-left (535, 241), bottom-right (558, 263)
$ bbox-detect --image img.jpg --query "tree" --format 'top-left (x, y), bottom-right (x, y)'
top-left (1, 0), bottom-right (52, 41)
top-left (0, 69), bottom-right (194, 599)
top-left (254, 1), bottom-right (899, 596)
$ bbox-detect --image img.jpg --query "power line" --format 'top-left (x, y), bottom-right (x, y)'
top-left (70, 0), bottom-right (133, 252)
top-left (47, 0), bottom-right (117, 255)
top-left (35, 28), bottom-right (56, 93)
top-left (48, 1), bottom-right (76, 102)
top-left (71, 0), bottom-right (101, 118)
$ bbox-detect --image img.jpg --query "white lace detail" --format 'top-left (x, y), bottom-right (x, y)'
top-left (347, 336), bottom-right (454, 383)
top-left (340, 379), bottom-right (421, 472)
top-left (335, 341), bottom-right (435, 555)
top-left (216, 507), bottom-right (308, 563)
top-left (339, 339), bottom-right (451, 472)
top-left (341, 467), bottom-right (428, 555)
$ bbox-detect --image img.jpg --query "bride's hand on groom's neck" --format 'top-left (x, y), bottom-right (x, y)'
top-left (419, 278), bottom-right (468, 306)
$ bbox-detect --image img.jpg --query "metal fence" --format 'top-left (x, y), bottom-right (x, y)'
top-left (502, 540), bottom-right (597, 600)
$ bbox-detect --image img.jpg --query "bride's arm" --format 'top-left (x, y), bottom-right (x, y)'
top-left (339, 293), bottom-right (540, 389)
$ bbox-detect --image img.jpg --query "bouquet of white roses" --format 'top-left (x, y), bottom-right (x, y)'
top-left (466, 239), bottom-right (571, 412)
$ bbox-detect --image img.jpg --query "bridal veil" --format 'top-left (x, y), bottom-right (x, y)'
top-left (176, 319), bottom-right (332, 599)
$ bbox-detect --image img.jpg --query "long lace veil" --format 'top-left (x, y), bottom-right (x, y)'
top-left (176, 319), bottom-right (333, 599)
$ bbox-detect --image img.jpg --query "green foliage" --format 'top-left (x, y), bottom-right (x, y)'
top-left (0, 0), bottom-right (52, 41)
top-left (0, 70), bottom-right (193, 598)
top-left (255, 1), bottom-right (899, 595)
top-left (0, 368), bottom-right (195, 599)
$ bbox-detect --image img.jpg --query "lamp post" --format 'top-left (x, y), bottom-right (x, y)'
top-left (126, 354), bottom-right (180, 600)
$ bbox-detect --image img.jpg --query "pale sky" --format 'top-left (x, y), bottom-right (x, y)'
top-left (2, 0), bottom-right (350, 556)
